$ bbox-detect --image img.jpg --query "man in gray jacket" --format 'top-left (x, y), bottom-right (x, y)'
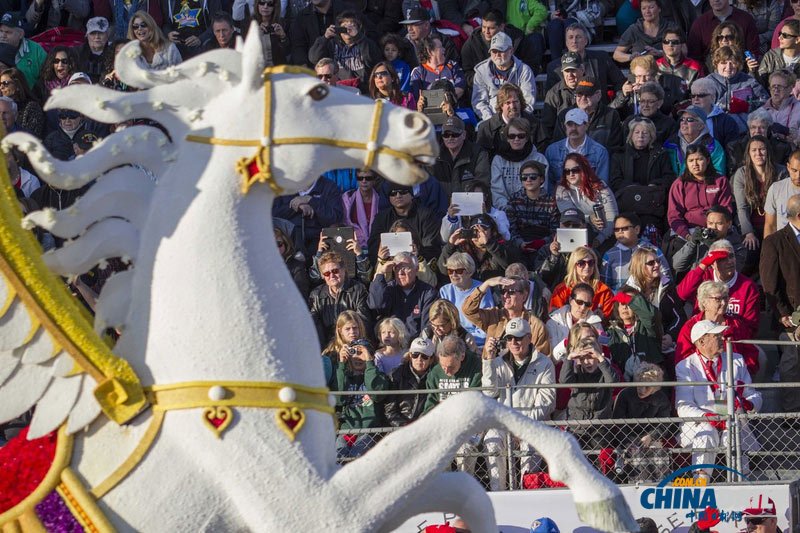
top-left (471, 31), bottom-right (535, 121)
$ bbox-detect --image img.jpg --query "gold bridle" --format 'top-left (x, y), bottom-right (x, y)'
top-left (185, 65), bottom-right (416, 195)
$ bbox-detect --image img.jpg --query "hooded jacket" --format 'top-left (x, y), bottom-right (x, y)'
top-left (546, 304), bottom-right (604, 361)
top-left (705, 104), bottom-right (742, 147)
top-left (559, 356), bottom-right (619, 421)
top-left (705, 71), bottom-right (769, 132)
top-left (663, 131), bottom-right (726, 178)
top-left (384, 360), bottom-right (430, 426)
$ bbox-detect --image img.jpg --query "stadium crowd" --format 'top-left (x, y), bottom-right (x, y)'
top-left (2, 0), bottom-right (800, 488)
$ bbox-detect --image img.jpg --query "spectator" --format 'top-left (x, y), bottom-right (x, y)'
top-left (331, 338), bottom-right (389, 459)
top-left (741, 496), bottom-right (781, 533)
top-left (476, 82), bottom-right (545, 159)
top-left (374, 317), bottom-right (410, 374)
top-left (676, 279), bottom-right (763, 378)
top-left (274, 226), bottom-right (311, 299)
top-left (656, 27), bottom-right (704, 88)
top-left (421, 299), bottom-right (478, 352)
top-left (367, 182), bottom-right (442, 261)
top-left (546, 282), bottom-right (604, 361)
top-left (92, 0), bottom-right (164, 40)
top-left (621, 82), bottom-right (677, 146)
top-left (430, 115), bottom-right (490, 198)
top-left (0, 71), bottom-right (42, 137)
top-left (462, 274), bottom-right (551, 358)
top-left (542, 51), bottom-right (583, 138)
top-left (732, 135), bottom-right (785, 267)
top-left (606, 289), bottom-right (664, 378)
top-left (321, 310), bottom-right (369, 376)
top-left (610, 54), bottom-right (685, 118)
top-left (375, 219), bottom-right (439, 287)
top-left (408, 34), bottom-right (466, 100)
top-left (204, 12), bottom-right (236, 51)
top-left (546, 1), bottom-right (606, 59)
top-left (759, 20), bottom-right (800, 87)
top-left (422, 335), bottom-right (482, 473)
top-left (613, 0), bottom-right (672, 63)
top-left (490, 117), bottom-right (549, 210)
top-left (771, 0), bottom-right (800, 49)
top-left (127, 11), bottom-right (182, 70)
top-left (552, 77), bottom-right (624, 153)
top-left (707, 21), bottom-right (761, 75)
top-left (554, 153), bottom-right (618, 247)
top-left (315, 57), bottom-right (345, 87)
top-left (687, 0), bottom-right (760, 63)
top-left (531, 209), bottom-right (587, 290)
top-left (505, 261), bottom-right (550, 321)
top-left (309, 11), bottom-right (381, 89)
top-left (309, 250), bottom-right (371, 345)
top-left (666, 143), bottom-right (732, 240)
top-left (689, 77), bottom-right (743, 148)
top-left (762, 69), bottom-right (800, 138)
top-left (550, 246), bottom-right (614, 317)
top-left (482, 317), bottom-right (555, 490)
top-left (369, 61), bottom-right (415, 109)
top-left (43, 109), bottom-right (102, 162)
top-left (440, 213), bottom-right (519, 281)
top-left (760, 193), bottom-right (800, 410)
top-left (622, 247), bottom-right (685, 347)
top-left (342, 169), bottom-right (380, 250)
top-left (398, 3), bottom-right (460, 68)
top-left (439, 252), bottom-right (494, 348)
top-left (764, 150), bottom-right (800, 236)
top-left (310, 224), bottom-right (371, 286)
top-left (725, 108), bottom-right (792, 176)
top-left (161, 0), bottom-right (220, 59)
top-left (441, 179), bottom-right (511, 244)
top-left (672, 205), bottom-right (748, 278)
top-left (249, 0), bottom-right (289, 63)
top-left (25, 0), bottom-right (88, 33)
top-left (0, 12), bottom-right (45, 89)
top-left (706, 46), bottom-right (769, 135)
top-left (472, 32), bottom-right (536, 121)
top-left (544, 108), bottom-right (610, 192)
top-left (504, 160), bottom-right (558, 251)
top-left (601, 213), bottom-right (671, 292)
top-left (734, 0), bottom-right (783, 55)
top-left (37, 46), bottom-right (75, 102)
top-left (675, 320), bottom-right (761, 478)
top-left (380, 34), bottom-right (411, 92)
top-left (273, 175), bottom-right (344, 254)
top-left (77, 17), bottom-right (114, 83)
top-left (290, 0), bottom-right (352, 68)
top-left (368, 250), bottom-right (437, 338)
top-left (384, 337), bottom-right (435, 426)
top-left (544, 23), bottom-right (625, 96)
top-left (6, 152), bottom-right (39, 198)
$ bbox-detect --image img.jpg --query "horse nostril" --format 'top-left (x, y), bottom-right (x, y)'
top-left (404, 112), bottom-right (430, 136)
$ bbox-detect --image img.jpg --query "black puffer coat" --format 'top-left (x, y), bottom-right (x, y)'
top-left (384, 360), bottom-right (430, 426)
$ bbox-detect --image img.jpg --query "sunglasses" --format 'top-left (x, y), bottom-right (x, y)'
top-left (447, 268), bottom-right (465, 275)
top-left (716, 34), bottom-right (734, 41)
top-left (614, 225), bottom-right (633, 232)
top-left (410, 352), bottom-right (432, 360)
top-left (0, 80), bottom-right (13, 86)
top-left (441, 131), bottom-right (461, 138)
top-left (662, 38), bottom-right (681, 45)
top-left (356, 174), bottom-right (375, 181)
top-left (520, 172), bottom-right (541, 181)
top-left (322, 268), bottom-right (341, 278)
top-left (644, 259), bottom-right (659, 267)
top-left (575, 259), bottom-right (595, 268)
top-left (780, 31), bottom-right (798, 39)
top-left (571, 297), bottom-right (591, 307)
top-left (691, 93), bottom-right (710, 98)
top-left (502, 288), bottom-right (521, 295)
top-left (507, 133), bottom-right (527, 140)
top-left (388, 189), bottom-right (411, 197)
top-left (680, 116), bottom-right (697, 123)
top-left (131, 22), bottom-right (148, 30)
top-left (564, 166), bottom-right (582, 176)
top-left (53, 58), bottom-right (70, 64)
top-left (258, 0), bottom-right (274, 5)
top-left (373, 70), bottom-right (390, 78)
top-left (317, 73), bottom-right (333, 80)
top-left (745, 518), bottom-right (766, 526)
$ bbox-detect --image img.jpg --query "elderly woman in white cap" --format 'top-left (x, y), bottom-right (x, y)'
top-left (675, 319), bottom-right (761, 479)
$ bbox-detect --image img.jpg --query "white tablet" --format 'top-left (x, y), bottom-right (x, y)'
top-left (557, 228), bottom-right (588, 253)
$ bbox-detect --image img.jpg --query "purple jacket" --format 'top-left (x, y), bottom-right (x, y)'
top-left (667, 175), bottom-right (733, 238)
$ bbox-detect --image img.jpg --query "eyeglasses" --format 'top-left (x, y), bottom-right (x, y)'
top-left (373, 70), bottom-right (390, 78)
top-left (322, 268), bottom-right (341, 278)
top-left (680, 116), bottom-right (698, 123)
top-left (316, 73), bottom-right (333, 80)
top-left (410, 352), bottom-right (432, 360)
top-left (639, 98), bottom-right (660, 105)
top-left (441, 131), bottom-right (462, 138)
top-left (716, 33), bottom-right (735, 41)
top-left (356, 174), bottom-right (375, 181)
top-left (564, 166), bottom-right (582, 176)
top-left (707, 295), bottom-right (729, 301)
top-left (614, 225), bottom-right (633, 232)
top-left (507, 133), bottom-right (527, 140)
top-left (131, 23), bottom-right (148, 30)
top-left (571, 297), bottom-right (591, 307)
top-left (644, 259), bottom-right (659, 267)
top-left (779, 31), bottom-right (798, 39)
top-left (388, 189), bottom-right (411, 197)
top-left (662, 38), bottom-right (681, 45)
top-left (575, 259), bottom-right (595, 268)
top-left (53, 58), bottom-right (70, 64)
top-left (447, 268), bottom-right (465, 275)
top-left (691, 93), bottom-right (711, 99)
top-left (770, 84), bottom-right (790, 91)
top-left (520, 173), bottom-right (541, 181)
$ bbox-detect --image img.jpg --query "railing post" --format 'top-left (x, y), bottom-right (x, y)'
top-left (725, 339), bottom-right (736, 482)
top-left (506, 382), bottom-right (514, 491)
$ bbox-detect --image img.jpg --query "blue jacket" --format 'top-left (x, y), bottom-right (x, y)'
top-left (544, 136), bottom-right (610, 194)
top-left (663, 133), bottom-right (726, 178)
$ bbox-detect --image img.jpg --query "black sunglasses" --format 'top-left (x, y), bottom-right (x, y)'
top-left (0, 80), bottom-right (13, 86)
top-left (441, 131), bottom-right (461, 138)
top-left (58, 111), bottom-right (80, 119)
top-left (258, 0), bottom-right (274, 5)
top-left (520, 172), bottom-right (541, 181)
top-left (410, 352), bottom-right (432, 360)
top-left (131, 22), bottom-right (148, 30)
top-left (356, 174), bottom-right (375, 181)
top-left (716, 34), bottom-right (735, 41)
top-left (507, 133), bottom-right (527, 140)
top-left (388, 189), bottom-right (411, 197)
top-left (662, 38), bottom-right (681, 45)
top-left (53, 57), bottom-right (71, 64)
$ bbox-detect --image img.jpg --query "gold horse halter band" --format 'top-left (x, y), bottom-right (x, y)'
top-left (185, 65), bottom-right (416, 195)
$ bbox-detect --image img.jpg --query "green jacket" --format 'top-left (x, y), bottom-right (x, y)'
top-left (331, 361), bottom-right (389, 430)
top-left (15, 39), bottom-right (47, 89)
top-left (606, 293), bottom-right (664, 370)
top-left (423, 351), bottom-right (482, 413)
top-left (505, 0), bottom-right (547, 33)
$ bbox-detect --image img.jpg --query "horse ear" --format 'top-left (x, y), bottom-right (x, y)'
top-left (240, 21), bottom-right (265, 90)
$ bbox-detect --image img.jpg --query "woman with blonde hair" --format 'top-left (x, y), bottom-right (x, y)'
top-left (322, 310), bottom-right (367, 370)
top-left (549, 247), bottom-right (614, 318)
top-left (373, 317), bottom-right (409, 374)
top-left (420, 299), bottom-right (478, 353)
top-left (127, 11), bottom-right (181, 70)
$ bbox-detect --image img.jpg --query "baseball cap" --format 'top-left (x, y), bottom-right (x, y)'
top-left (574, 77), bottom-right (599, 96)
top-left (679, 104), bottom-right (708, 123)
top-left (68, 72), bottom-right (92, 85)
top-left (442, 115), bottom-right (464, 134)
top-left (0, 12), bottom-right (23, 29)
top-left (530, 517), bottom-right (560, 533)
top-left (86, 16), bottom-right (109, 35)
top-left (560, 208), bottom-right (584, 225)
top-left (400, 0), bottom-right (428, 24)
top-left (560, 51), bottom-right (582, 71)
top-left (564, 108), bottom-right (589, 125)
top-left (489, 32), bottom-right (512, 52)
top-left (409, 337), bottom-right (435, 356)
top-left (690, 320), bottom-right (727, 344)
top-left (743, 495), bottom-right (777, 518)
top-left (504, 317), bottom-right (531, 338)
top-left (0, 43), bottom-right (16, 68)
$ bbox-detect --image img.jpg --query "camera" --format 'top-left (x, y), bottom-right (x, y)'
top-left (263, 24), bottom-right (273, 34)
top-left (347, 346), bottom-right (358, 356)
top-left (700, 227), bottom-right (717, 241)
top-left (496, 337), bottom-right (507, 352)
top-left (334, 26), bottom-right (349, 34)
top-left (461, 228), bottom-right (475, 240)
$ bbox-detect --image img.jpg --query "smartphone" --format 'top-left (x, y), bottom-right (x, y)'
top-left (460, 227), bottom-right (475, 240)
top-left (744, 50), bottom-right (754, 61)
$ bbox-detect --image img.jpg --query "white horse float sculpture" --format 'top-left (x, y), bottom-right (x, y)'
top-left (0, 25), bottom-right (637, 532)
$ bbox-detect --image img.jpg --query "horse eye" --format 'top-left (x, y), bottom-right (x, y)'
top-left (308, 84), bottom-right (329, 101)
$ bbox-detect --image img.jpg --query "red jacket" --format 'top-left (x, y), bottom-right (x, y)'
top-left (550, 281), bottom-right (614, 318)
top-left (675, 312), bottom-right (760, 377)
top-left (676, 266), bottom-right (760, 336)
